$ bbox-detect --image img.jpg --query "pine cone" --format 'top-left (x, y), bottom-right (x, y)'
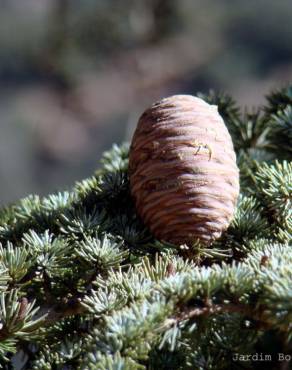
top-left (129, 95), bottom-right (239, 246)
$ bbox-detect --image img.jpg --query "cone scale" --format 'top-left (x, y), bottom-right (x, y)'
top-left (129, 95), bottom-right (239, 246)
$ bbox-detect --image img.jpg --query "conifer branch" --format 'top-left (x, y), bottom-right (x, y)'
top-left (0, 87), bottom-right (291, 368)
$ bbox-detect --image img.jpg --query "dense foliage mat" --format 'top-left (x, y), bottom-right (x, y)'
top-left (0, 86), bottom-right (291, 369)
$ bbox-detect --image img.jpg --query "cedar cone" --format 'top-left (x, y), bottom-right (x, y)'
top-left (129, 95), bottom-right (239, 246)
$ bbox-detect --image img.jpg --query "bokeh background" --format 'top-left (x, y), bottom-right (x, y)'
top-left (0, 0), bottom-right (291, 205)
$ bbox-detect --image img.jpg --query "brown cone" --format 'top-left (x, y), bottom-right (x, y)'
top-left (129, 95), bottom-right (239, 246)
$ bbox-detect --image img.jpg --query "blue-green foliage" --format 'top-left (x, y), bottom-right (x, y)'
top-left (0, 87), bottom-right (291, 369)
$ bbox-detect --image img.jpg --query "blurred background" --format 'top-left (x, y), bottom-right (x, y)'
top-left (0, 0), bottom-right (291, 205)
